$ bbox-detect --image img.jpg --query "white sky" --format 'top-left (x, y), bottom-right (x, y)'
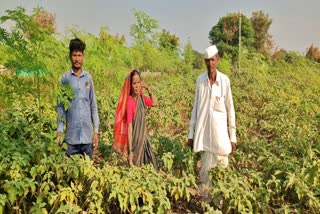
top-left (1, 0), bottom-right (319, 54)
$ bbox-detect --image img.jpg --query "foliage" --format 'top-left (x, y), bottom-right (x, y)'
top-left (306, 44), bottom-right (320, 63)
top-left (1, 6), bottom-right (320, 214)
top-left (57, 84), bottom-right (75, 111)
top-left (0, 100), bottom-right (196, 213)
top-left (130, 9), bottom-right (159, 44)
top-left (250, 10), bottom-right (273, 57)
top-left (129, 10), bottom-right (183, 73)
top-left (32, 6), bottom-right (56, 34)
top-left (192, 49), bottom-right (206, 70)
top-left (272, 48), bottom-right (288, 61)
top-left (0, 7), bottom-right (50, 73)
top-left (0, 6), bottom-right (60, 143)
top-left (225, 51), bottom-right (320, 213)
top-left (158, 29), bottom-right (180, 54)
top-left (218, 53), bottom-right (232, 75)
top-left (209, 12), bottom-right (254, 61)
top-left (182, 40), bottom-right (195, 72)
top-left (131, 41), bottom-right (174, 72)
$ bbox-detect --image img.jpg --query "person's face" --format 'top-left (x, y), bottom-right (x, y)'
top-left (205, 55), bottom-right (219, 73)
top-left (131, 74), bottom-right (141, 96)
top-left (70, 50), bottom-right (84, 69)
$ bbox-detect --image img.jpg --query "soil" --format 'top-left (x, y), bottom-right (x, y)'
top-left (170, 188), bottom-right (205, 214)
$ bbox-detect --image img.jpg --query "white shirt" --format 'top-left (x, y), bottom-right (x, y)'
top-left (188, 71), bottom-right (236, 155)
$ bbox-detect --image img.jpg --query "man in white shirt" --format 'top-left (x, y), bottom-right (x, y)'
top-left (187, 45), bottom-right (236, 201)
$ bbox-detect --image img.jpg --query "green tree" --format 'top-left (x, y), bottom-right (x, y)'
top-left (191, 49), bottom-right (205, 70)
top-left (99, 26), bottom-right (130, 67)
top-left (130, 9), bottom-right (159, 44)
top-left (158, 29), bottom-right (179, 54)
top-left (0, 7), bottom-right (58, 142)
top-left (208, 12), bottom-right (254, 61)
top-left (250, 10), bottom-right (273, 57)
top-left (181, 40), bottom-right (195, 72)
top-left (130, 10), bottom-right (175, 72)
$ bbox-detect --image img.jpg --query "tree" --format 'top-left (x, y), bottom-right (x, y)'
top-left (130, 9), bottom-right (159, 44)
top-left (192, 49), bottom-right (205, 70)
top-left (183, 40), bottom-right (194, 69)
top-left (32, 6), bottom-right (56, 34)
top-left (0, 7), bottom-right (49, 72)
top-left (180, 40), bottom-right (204, 71)
top-left (98, 26), bottom-right (131, 70)
top-left (306, 44), bottom-right (319, 62)
top-left (0, 7), bottom-right (57, 143)
top-left (158, 29), bottom-right (179, 54)
top-left (272, 48), bottom-right (287, 61)
top-left (208, 12), bottom-right (254, 61)
top-left (250, 10), bottom-right (273, 57)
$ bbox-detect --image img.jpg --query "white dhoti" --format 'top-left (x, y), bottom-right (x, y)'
top-left (199, 151), bottom-right (229, 200)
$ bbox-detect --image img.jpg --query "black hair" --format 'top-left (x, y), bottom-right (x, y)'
top-left (69, 38), bottom-right (86, 55)
top-left (129, 69), bottom-right (140, 95)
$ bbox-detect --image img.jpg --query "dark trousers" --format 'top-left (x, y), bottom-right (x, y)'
top-left (66, 143), bottom-right (93, 160)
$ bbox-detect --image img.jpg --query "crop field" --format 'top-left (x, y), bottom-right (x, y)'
top-left (0, 7), bottom-right (320, 214)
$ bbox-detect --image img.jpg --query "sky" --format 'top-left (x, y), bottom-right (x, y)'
top-left (1, 0), bottom-right (319, 54)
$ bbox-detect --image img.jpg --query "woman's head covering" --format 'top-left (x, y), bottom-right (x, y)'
top-left (113, 73), bottom-right (131, 153)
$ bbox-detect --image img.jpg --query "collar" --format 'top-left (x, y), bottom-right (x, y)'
top-left (71, 68), bottom-right (86, 77)
top-left (206, 70), bottom-right (221, 86)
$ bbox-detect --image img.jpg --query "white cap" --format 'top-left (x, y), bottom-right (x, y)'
top-left (204, 45), bottom-right (218, 59)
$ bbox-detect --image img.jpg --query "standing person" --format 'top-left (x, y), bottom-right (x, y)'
top-left (187, 45), bottom-right (236, 201)
top-left (56, 38), bottom-right (99, 160)
top-left (113, 70), bottom-right (157, 169)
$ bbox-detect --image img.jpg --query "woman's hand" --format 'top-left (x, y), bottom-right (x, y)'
top-left (128, 152), bottom-right (133, 167)
top-left (128, 124), bottom-right (133, 167)
top-left (141, 81), bottom-right (157, 106)
top-left (141, 81), bottom-right (151, 92)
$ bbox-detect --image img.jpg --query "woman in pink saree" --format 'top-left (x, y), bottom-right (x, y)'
top-left (113, 70), bottom-right (157, 168)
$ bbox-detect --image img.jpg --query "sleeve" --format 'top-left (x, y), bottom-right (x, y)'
top-left (225, 79), bottom-right (237, 143)
top-left (90, 77), bottom-right (100, 133)
top-left (126, 97), bottom-right (134, 123)
top-left (56, 75), bottom-right (66, 133)
top-left (188, 78), bottom-right (199, 139)
top-left (143, 95), bottom-right (153, 106)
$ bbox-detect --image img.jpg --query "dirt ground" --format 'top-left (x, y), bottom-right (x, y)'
top-left (170, 188), bottom-right (205, 213)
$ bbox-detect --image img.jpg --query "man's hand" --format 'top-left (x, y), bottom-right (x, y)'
top-left (93, 132), bottom-right (99, 150)
top-left (56, 132), bottom-right (63, 147)
top-left (187, 139), bottom-right (194, 149)
top-left (230, 142), bottom-right (236, 155)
